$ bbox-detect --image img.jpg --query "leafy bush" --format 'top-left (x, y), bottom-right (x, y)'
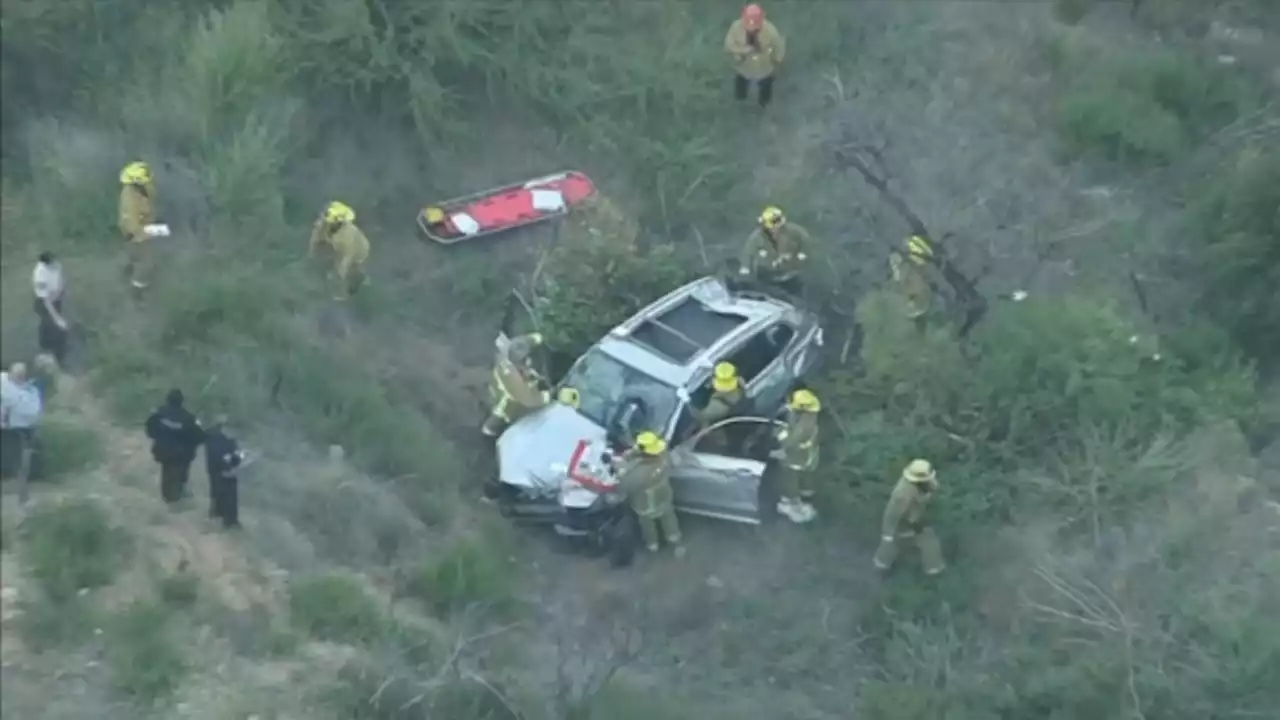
top-left (405, 538), bottom-right (516, 618)
top-left (1186, 145), bottom-right (1280, 369)
top-left (819, 292), bottom-right (1260, 524)
top-left (535, 195), bottom-right (697, 360)
top-left (105, 600), bottom-right (187, 702)
top-left (289, 573), bottom-right (387, 645)
top-left (17, 594), bottom-right (99, 652)
top-left (33, 417), bottom-right (104, 479)
top-left (1054, 44), bottom-right (1250, 164)
top-left (21, 498), bottom-right (131, 601)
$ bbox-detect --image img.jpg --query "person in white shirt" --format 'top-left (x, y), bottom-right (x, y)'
top-left (32, 251), bottom-right (68, 366)
top-left (1, 362), bottom-right (43, 488)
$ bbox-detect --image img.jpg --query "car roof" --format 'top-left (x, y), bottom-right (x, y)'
top-left (598, 276), bottom-right (809, 388)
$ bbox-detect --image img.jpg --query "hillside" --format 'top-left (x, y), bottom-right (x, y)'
top-left (2, 1), bottom-right (1278, 719)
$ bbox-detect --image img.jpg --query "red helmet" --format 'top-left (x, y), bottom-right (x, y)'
top-left (742, 4), bottom-right (765, 30)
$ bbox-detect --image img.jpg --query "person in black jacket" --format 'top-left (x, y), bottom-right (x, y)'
top-left (145, 389), bottom-right (204, 504)
top-left (203, 415), bottom-right (246, 529)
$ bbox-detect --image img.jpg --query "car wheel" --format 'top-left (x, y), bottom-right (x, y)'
top-left (604, 512), bottom-right (639, 568)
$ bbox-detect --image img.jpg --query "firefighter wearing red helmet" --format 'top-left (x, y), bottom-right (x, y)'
top-left (724, 4), bottom-right (787, 107)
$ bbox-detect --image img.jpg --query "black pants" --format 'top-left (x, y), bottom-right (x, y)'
top-left (210, 474), bottom-right (240, 527)
top-left (159, 461), bottom-right (191, 503)
top-left (734, 74), bottom-right (774, 106)
top-left (33, 296), bottom-right (68, 365)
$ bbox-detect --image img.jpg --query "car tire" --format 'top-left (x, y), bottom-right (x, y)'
top-left (604, 512), bottom-right (639, 568)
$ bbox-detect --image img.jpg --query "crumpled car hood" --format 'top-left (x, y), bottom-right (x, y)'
top-left (496, 403), bottom-right (609, 492)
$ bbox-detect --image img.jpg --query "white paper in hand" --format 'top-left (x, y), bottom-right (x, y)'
top-left (143, 224), bottom-right (171, 238)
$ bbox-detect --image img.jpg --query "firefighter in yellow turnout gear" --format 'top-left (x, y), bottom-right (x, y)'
top-left (481, 332), bottom-right (550, 438)
top-left (694, 362), bottom-right (745, 452)
top-left (308, 201), bottom-right (371, 300)
top-left (873, 459), bottom-right (945, 575)
top-left (613, 431), bottom-right (684, 558)
top-left (118, 161), bottom-right (157, 290)
top-left (697, 363), bottom-right (744, 426)
top-left (889, 235), bottom-right (934, 327)
top-left (771, 389), bottom-right (820, 523)
top-left (740, 206), bottom-right (811, 297)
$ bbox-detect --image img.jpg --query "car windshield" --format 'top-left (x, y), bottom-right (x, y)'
top-left (559, 347), bottom-right (679, 437)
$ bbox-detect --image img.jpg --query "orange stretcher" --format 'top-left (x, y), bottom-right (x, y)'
top-left (416, 170), bottom-right (598, 245)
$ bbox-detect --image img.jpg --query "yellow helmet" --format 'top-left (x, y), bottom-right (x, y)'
top-left (788, 388), bottom-right (821, 412)
top-left (906, 235), bottom-right (934, 265)
top-left (424, 206), bottom-right (446, 224)
top-left (119, 161), bottom-right (151, 186)
top-left (635, 431), bottom-right (667, 456)
top-left (903, 459), bottom-right (936, 483)
top-left (712, 362), bottom-right (739, 392)
top-left (557, 387), bottom-right (581, 408)
top-left (324, 201), bottom-right (356, 224)
top-left (759, 205), bottom-right (785, 230)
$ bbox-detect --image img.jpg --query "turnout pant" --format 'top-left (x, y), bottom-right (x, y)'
top-left (636, 507), bottom-right (682, 550)
top-left (734, 74), bottom-right (775, 107)
top-left (125, 239), bottom-right (153, 289)
top-left (778, 465), bottom-right (815, 500)
top-left (159, 461), bottom-right (191, 503)
top-left (210, 474), bottom-right (240, 528)
top-left (873, 525), bottom-right (945, 575)
top-left (33, 296), bottom-right (68, 365)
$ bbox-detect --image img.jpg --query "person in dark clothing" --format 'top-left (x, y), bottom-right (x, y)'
top-left (145, 389), bottom-right (204, 504)
top-left (203, 415), bottom-right (246, 529)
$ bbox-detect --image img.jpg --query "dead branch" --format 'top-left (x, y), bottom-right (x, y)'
top-left (691, 225), bottom-right (711, 270)
top-left (832, 143), bottom-right (990, 336)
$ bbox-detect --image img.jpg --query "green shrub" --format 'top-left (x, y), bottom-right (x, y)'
top-left (820, 292), bottom-right (1260, 524)
top-left (535, 195), bottom-right (697, 359)
top-left (405, 538), bottom-right (516, 618)
top-left (1187, 146), bottom-right (1280, 368)
top-left (105, 600), bottom-right (187, 702)
top-left (34, 417), bottom-right (104, 479)
top-left (21, 498), bottom-right (131, 601)
top-left (1054, 45), bottom-right (1249, 164)
top-left (16, 595), bottom-right (99, 652)
top-left (289, 573), bottom-right (387, 645)
top-left (1058, 85), bottom-right (1186, 163)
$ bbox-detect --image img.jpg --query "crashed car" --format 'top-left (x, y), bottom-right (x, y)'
top-left (492, 276), bottom-right (824, 564)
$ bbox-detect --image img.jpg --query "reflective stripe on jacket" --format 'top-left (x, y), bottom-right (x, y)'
top-left (774, 410), bottom-right (818, 471)
top-left (488, 361), bottom-right (548, 421)
top-left (743, 223), bottom-right (810, 280)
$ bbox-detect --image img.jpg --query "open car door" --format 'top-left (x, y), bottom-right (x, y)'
top-left (669, 416), bottom-right (782, 525)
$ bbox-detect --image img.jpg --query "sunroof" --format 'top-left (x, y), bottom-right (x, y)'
top-left (629, 299), bottom-right (746, 363)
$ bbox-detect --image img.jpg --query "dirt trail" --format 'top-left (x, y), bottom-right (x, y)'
top-left (0, 374), bottom-right (455, 720)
